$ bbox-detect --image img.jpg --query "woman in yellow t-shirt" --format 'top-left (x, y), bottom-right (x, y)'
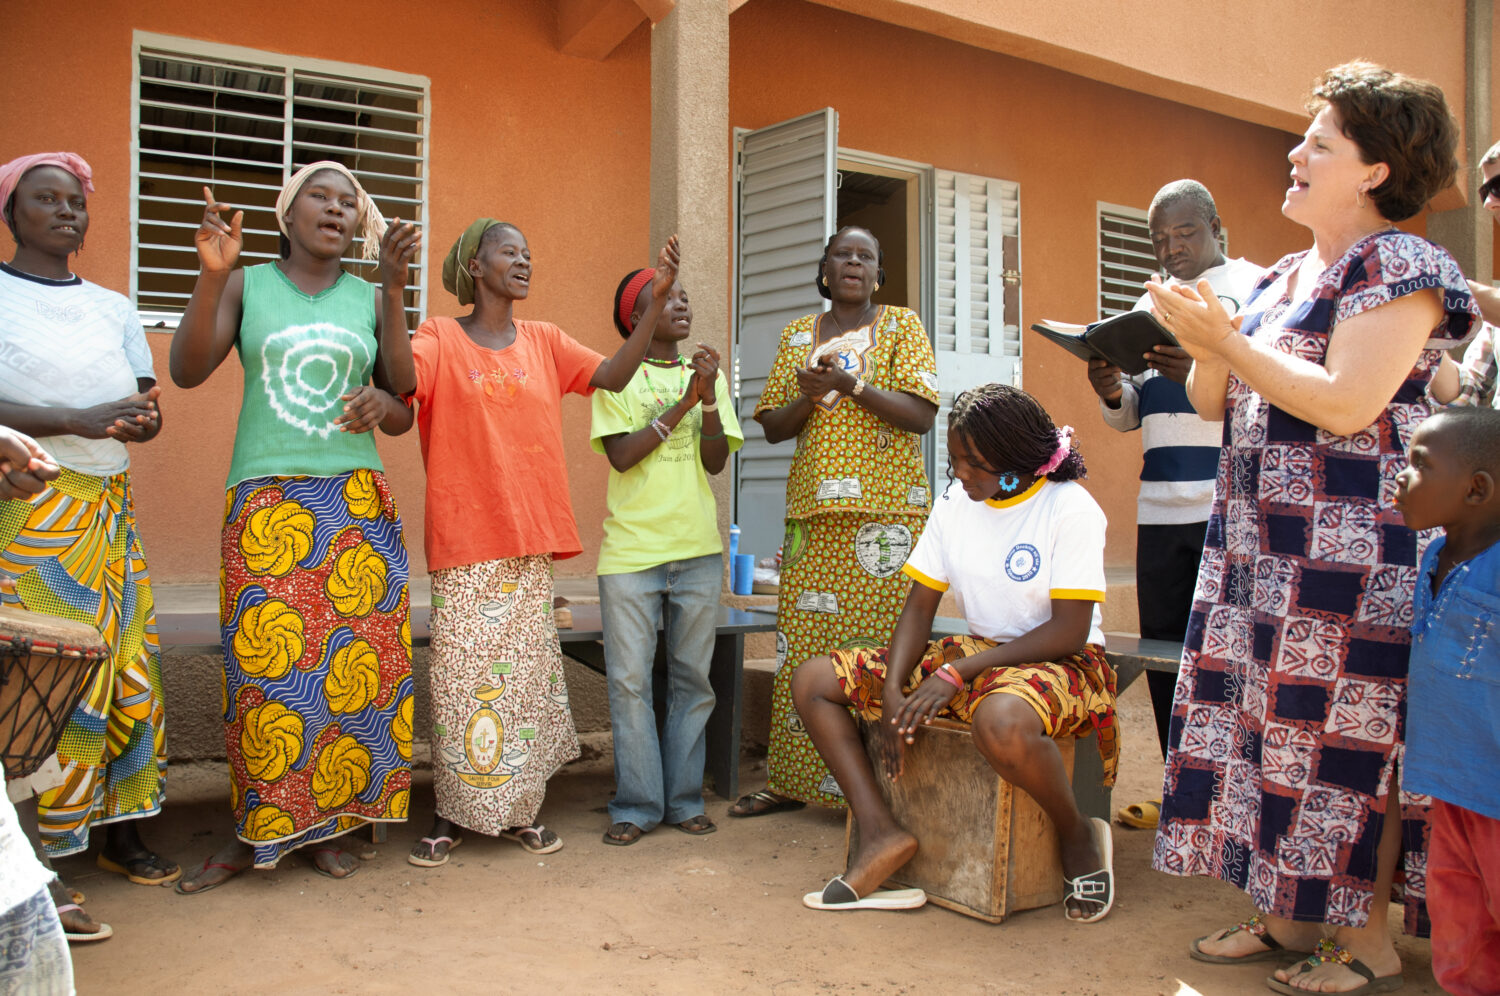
top-left (590, 269), bottom-right (743, 845)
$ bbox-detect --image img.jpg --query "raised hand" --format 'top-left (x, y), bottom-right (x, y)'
top-left (195, 187), bottom-right (243, 274)
top-left (379, 218), bottom-right (421, 293)
top-left (1144, 277), bottom-right (1240, 362)
top-left (650, 235), bottom-right (681, 300)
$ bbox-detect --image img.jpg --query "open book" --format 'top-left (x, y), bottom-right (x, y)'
top-left (1029, 311), bottom-right (1179, 376)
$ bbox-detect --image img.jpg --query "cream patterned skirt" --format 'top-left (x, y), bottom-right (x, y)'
top-left (428, 554), bottom-right (578, 835)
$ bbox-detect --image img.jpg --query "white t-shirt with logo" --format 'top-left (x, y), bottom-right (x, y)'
top-left (0, 263), bottom-right (155, 477)
top-left (903, 478), bottom-right (1107, 646)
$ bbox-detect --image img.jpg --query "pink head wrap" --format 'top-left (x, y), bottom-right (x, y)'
top-left (1034, 425), bottom-right (1075, 477)
top-left (0, 153), bottom-right (94, 217)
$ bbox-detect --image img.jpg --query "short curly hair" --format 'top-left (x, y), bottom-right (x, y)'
top-left (1307, 61), bottom-right (1458, 222)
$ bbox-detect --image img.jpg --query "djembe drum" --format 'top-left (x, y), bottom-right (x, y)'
top-left (0, 605), bottom-right (108, 779)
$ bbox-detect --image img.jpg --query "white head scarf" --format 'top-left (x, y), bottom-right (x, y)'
top-left (274, 161), bottom-right (386, 260)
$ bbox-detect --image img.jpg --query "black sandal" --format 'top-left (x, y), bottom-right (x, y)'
top-left (603, 822), bottom-right (645, 846)
top-left (727, 790), bottom-right (805, 818)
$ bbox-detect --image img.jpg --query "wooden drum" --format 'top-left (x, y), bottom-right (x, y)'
top-left (0, 604), bottom-right (108, 779)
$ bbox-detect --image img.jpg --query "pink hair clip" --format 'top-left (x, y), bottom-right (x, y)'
top-left (1034, 426), bottom-right (1074, 476)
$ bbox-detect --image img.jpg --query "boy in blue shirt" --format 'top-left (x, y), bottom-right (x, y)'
top-left (1393, 406), bottom-right (1500, 996)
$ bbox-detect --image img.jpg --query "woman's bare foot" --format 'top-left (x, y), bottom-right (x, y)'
top-left (174, 841), bottom-right (254, 895)
top-left (1196, 914), bottom-right (1322, 960)
top-left (841, 826), bottom-right (918, 896)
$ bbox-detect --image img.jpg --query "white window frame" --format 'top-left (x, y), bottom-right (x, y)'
top-left (130, 31), bottom-right (431, 332)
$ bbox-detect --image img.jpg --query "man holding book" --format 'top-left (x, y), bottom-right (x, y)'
top-left (1086, 179), bottom-right (1261, 830)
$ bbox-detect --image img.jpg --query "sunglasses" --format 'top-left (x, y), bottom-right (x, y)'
top-left (1482, 175), bottom-right (1500, 202)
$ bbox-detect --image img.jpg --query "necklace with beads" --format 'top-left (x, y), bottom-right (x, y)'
top-left (640, 355), bottom-right (688, 409)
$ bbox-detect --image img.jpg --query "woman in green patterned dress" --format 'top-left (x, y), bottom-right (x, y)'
top-left (729, 226), bottom-right (938, 816)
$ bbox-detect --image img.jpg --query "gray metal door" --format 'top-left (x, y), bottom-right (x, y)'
top-left (732, 108), bottom-right (837, 563)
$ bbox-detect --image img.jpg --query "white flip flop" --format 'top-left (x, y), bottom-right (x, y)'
top-left (802, 875), bottom-right (927, 911)
top-left (1064, 817), bottom-right (1115, 923)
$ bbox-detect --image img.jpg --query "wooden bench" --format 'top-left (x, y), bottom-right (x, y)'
top-left (155, 602), bottom-right (777, 803)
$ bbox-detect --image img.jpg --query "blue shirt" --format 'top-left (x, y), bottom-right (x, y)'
top-left (1407, 535), bottom-right (1500, 819)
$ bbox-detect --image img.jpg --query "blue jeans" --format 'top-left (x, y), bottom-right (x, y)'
top-left (598, 553), bottom-right (721, 830)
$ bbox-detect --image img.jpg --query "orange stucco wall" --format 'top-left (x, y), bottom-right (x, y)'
top-left (813, 0), bottom-right (1472, 139)
top-left (0, 0), bottom-right (653, 582)
top-left (730, 0), bottom-right (1404, 566)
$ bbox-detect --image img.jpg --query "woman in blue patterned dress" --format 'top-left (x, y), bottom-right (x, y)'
top-left (1146, 63), bottom-right (1479, 994)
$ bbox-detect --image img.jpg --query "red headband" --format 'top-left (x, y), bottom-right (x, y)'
top-left (618, 268), bottom-right (655, 333)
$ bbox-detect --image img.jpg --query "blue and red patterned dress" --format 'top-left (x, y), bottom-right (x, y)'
top-left (1152, 231), bottom-right (1479, 935)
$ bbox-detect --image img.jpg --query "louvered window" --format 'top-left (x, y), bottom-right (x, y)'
top-left (1098, 205), bottom-right (1155, 319)
top-left (933, 171), bottom-right (1021, 481)
top-left (132, 36), bottom-right (429, 329)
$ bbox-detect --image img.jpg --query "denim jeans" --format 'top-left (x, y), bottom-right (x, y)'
top-left (598, 553), bottom-right (721, 829)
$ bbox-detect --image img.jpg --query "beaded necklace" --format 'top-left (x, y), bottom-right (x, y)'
top-left (640, 355), bottom-right (689, 410)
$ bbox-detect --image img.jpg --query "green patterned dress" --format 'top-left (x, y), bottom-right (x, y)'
top-left (753, 305), bottom-right (937, 806)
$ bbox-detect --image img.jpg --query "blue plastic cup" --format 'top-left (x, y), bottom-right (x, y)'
top-left (731, 553), bottom-right (754, 595)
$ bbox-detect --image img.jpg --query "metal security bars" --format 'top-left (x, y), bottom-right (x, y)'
top-left (132, 39), bottom-right (429, 329)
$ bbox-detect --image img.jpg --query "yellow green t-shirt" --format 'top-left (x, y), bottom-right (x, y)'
top-left (590, 365), bottom-right (743, 575)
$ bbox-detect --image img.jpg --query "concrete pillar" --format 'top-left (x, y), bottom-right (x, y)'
top-left (649, 0), bottom-right (733, 536)
top-left (1427, 0), bottom-right (1492, 280)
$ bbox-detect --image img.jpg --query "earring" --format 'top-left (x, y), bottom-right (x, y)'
top-left (998, 472), bottom-right (1020, 493)
top-left (820, 274), bottom-right (828, 286)
top-left (1356, 186), bottom-right (1368, 209)
top-left (872, 282), bottom-right (880, 292)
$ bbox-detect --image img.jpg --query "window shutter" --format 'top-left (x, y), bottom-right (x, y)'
top-left (134, 42), bottom-right (428, 329)
top-left (932, 171), bottom-right (1020, 480)
top-left (731, 109), bottom-right (837, 561)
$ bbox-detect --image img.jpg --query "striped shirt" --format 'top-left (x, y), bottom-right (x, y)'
top-left (1099, 257), bottom-right (1262, 524)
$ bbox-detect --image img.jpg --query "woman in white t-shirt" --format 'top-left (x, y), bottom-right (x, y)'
top-left (0, 153), bottom-right (174, 941)
top-left (792, 384), bottom-right (1120, 921)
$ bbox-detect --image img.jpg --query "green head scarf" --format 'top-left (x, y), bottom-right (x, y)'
top-left (442, 217), bottom-right (504, 306)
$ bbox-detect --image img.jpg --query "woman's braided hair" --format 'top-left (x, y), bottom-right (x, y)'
top-left (947, 384), bottom-right (1086, 490)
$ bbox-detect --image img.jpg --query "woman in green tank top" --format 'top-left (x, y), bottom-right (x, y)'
top-left (168, 162), bottom-right (422, 894)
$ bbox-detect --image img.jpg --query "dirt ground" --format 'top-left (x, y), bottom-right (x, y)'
top-left (61, 680), bottom-right (1445, 996)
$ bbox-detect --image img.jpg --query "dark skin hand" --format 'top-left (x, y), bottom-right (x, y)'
top-left (0, 428), bottom-right (59, 499)
top-left (601, 344), bottom-right (729, 474)
top-left (1087, 344), bottom-right (1193, 409)
top-left (875, 585), bottom-right (1093, 781)
top-left (759, 351), bottom-right (936, 444)
top-left (334, 385), bottom-right (411, 435)
top-left (0, 379), bottom-right (163, 443)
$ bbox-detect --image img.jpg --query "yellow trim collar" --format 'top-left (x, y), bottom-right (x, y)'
top-left (985, 477), bottom-right (1046, 509)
